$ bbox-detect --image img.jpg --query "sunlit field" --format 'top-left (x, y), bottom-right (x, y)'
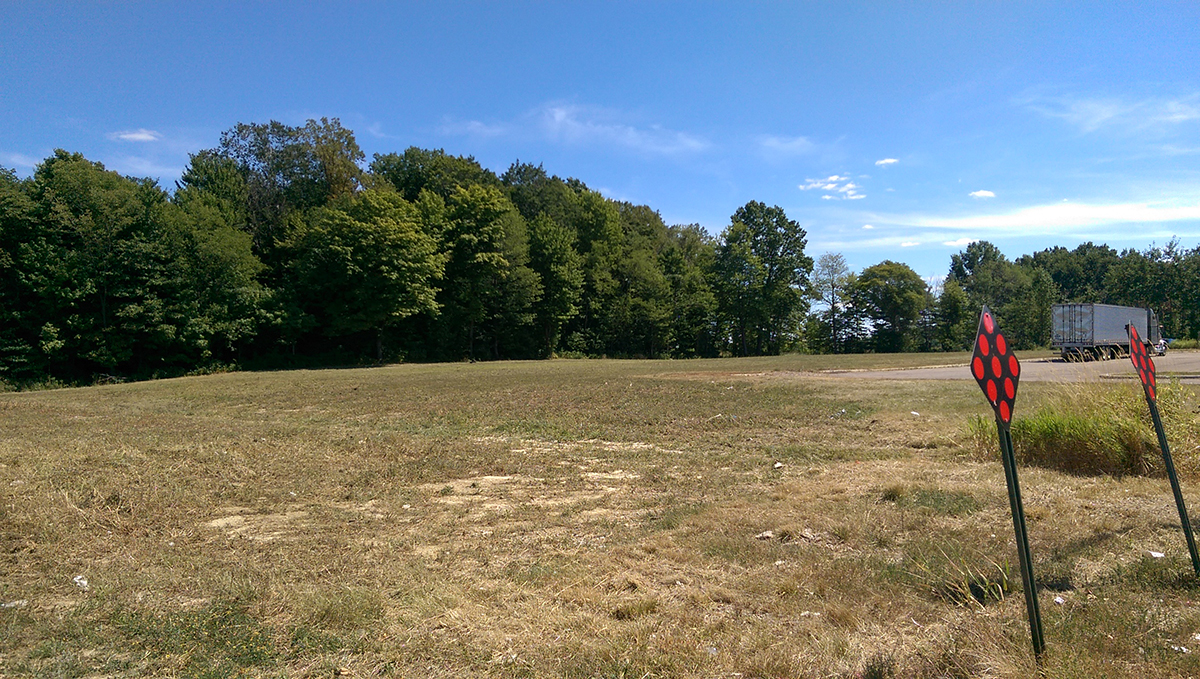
top-left (5, 353), bottom-right (1200, 678)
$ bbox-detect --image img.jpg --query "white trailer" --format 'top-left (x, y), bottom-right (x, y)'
top-left (1051, 303), bottom-right (1162, 360)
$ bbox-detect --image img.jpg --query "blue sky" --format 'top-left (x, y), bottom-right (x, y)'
top-left (3, 2), bottom-right (1199, 283)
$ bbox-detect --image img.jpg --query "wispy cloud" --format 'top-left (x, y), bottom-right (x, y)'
top-left (1, 152), bottom-right (39, 169)
top-left (1023, 93), bottom-right (1200, 134)
top-left (442, 103), bottom-right (709, 156)
top-left (107, 156), bottom-right (184, 180)
top-left (538, 104), bottom-right (709, 154)
top-left (901, 241), bottom-right (920, 247)
top-left (942, 237), bottom-right (978, 247)
top-left (862, 224), bottom-right (874, 230)
top-left (800, 175), bottom-right (864, 200)
top-left (969, 190), bottom-right (995, 198)
top-left (108, 128), bottom-right (162, 142)
top-left (759, 135), bottom-right (815, 156)
top-left (439, 118), bottom-right (509, 138)
top-left (363, 122), bottom-right (401, 140)
top-left (911, 200), bottom-right (1200, 233)
top-left (875, 158), bottom-right (898, 166)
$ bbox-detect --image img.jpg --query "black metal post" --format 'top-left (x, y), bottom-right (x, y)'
top-left (997, 418), bottom-right (1045, 658)
top-left (1148, 398), bottom-right (1200, 576)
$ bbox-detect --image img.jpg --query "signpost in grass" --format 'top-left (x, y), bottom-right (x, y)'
top-left (971, 306), bottom-right (1044, 658)
top-left (1127, 323), bottom-right (1200, 576)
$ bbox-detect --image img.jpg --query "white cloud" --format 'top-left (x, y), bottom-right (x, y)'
top-left (108, 128), bottom-right (162, 142)
top-left (942, 237), bottom-right (978, 247)
top-left (969, 190), bottom-right (995, 198)
top-left (800, 175), bottom-right (863, 200)
top-left (901, 241), bottom-right (920, 247)
top-left (862, 224), bottom-right (874, 230)
top-left (875, 158), bottom-right (898, 166)
top-left (759, 135), bottom-right (814, 156)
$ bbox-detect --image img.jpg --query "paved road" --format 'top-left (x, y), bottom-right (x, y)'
top-left (822, 350), bottom-right (1200, 382)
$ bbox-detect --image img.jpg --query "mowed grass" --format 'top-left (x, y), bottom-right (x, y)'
top-left (2, 352), bottom-right (1200, 677)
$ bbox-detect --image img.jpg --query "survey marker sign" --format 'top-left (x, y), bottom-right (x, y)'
top-left (1127, 323), bottom-right (1158, 401)
top-left (971, 306), bottom-right (1044, 657)
top-left (971, 305), bottom-right (1020, 425)
top-left (1127, 323), bottom-right (1200, 575)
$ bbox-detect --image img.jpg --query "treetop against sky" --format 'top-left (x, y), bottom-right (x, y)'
top-left (2, 2), bottom-right (1199, 280)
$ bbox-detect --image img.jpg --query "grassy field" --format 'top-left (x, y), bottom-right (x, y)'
top-left (4, 352), bottom-right (1200, 677)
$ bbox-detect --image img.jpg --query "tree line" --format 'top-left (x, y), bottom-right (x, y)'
top-left (808, 239), bottom-right (1200, 355)
top-left (1, 118), bottom-right (1196, 386)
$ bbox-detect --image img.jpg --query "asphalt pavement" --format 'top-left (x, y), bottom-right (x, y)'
top-left (821, 350), bottom-right (1200, 383)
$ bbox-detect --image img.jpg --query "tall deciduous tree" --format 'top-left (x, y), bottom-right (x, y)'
top-left (661, 224), bottom-right (717, 357)
top-left (216, 118), bottom-right (364, 256)
top-left (527, 213), bottom-right (582, 356)
top-left (370, 148), bottom-right (500, 202)
top-left (283, 189), bottom-right (443, 361)
top-left (714, 202), bottom-right (812, 355)
top-left (854, 260), bottom-right (930, 353)
top-left (934, 278), bottom-right (974, 351)
top-left (811, 252), bottom-right (854, 353)
top-left (437, 185), bottom-right (536, 360)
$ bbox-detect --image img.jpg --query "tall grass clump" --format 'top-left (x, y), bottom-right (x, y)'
top-left (968, 380), bottom-right (1199, 477)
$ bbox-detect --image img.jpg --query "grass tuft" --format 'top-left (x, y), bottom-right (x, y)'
top-left (879, 484), bottom-right (982, 516)
top-left (114, 600), bottom-right (274, 676)
top-left (910, 547), bottom-right (1014, 608)
top-left (968, 380), bottom-right (1200, 476)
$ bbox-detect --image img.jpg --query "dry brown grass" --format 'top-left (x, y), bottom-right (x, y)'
top-left (2, 355), bottom-right (1200, 677)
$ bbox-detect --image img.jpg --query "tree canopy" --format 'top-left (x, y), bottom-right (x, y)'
top-left (3, 120), bottom-right (1198, 386)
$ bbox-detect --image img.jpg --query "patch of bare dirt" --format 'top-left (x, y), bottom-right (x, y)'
top-left (204, 508), bottom-right (310, 541)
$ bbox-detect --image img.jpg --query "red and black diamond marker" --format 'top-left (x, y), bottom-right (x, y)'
top-left (1127, 323), bottom-right (1200, 575)
top-left (971, 306), bottom-right (1043, 658)
top-left (971, 305), bottom-right (1021, 426)
top-left (1127, 323), bottom-right (1158, 401)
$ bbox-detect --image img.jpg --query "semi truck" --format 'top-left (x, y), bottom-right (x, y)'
top-left (1051, 303), bottom-right (1163, 360)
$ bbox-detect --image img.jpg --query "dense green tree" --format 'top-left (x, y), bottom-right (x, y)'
top-left (166, 192), bottom-right (265, 363)
top-left (216, 118), bottom-right (364, 255)
top-left (501, 162), bottom-right (579, 234)
top-left (527, 214), bottom-right (582, 356)
top-left (0, 167), bottom-right (39, 380)
top-left (661, 224), bottom-right (717, 357)
top-left (946, 240), bottom-right (1050, 347)
top-left (934, 278), bottom-right (974, 351)
top-left (853, 260), bottom-right (930, 352)
top-left (713, 202), bottom-right (812, 355)
top-left (1019, 242), bottom-right (1119, 302)
top-left (282, 189), bottom-right (443, 360)
top-left (25, 151), bottom-right (184, 376)
top-left (713, 219), bottom-right (769, 356)
top-left (436, 185), bottom-right (537, 360)
top-left (370, 148), bottom-right (500, 203)
top-left (14, 121), bottom-right (1200, 382)
top-left (599, 203), bottom-right (674, 357)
